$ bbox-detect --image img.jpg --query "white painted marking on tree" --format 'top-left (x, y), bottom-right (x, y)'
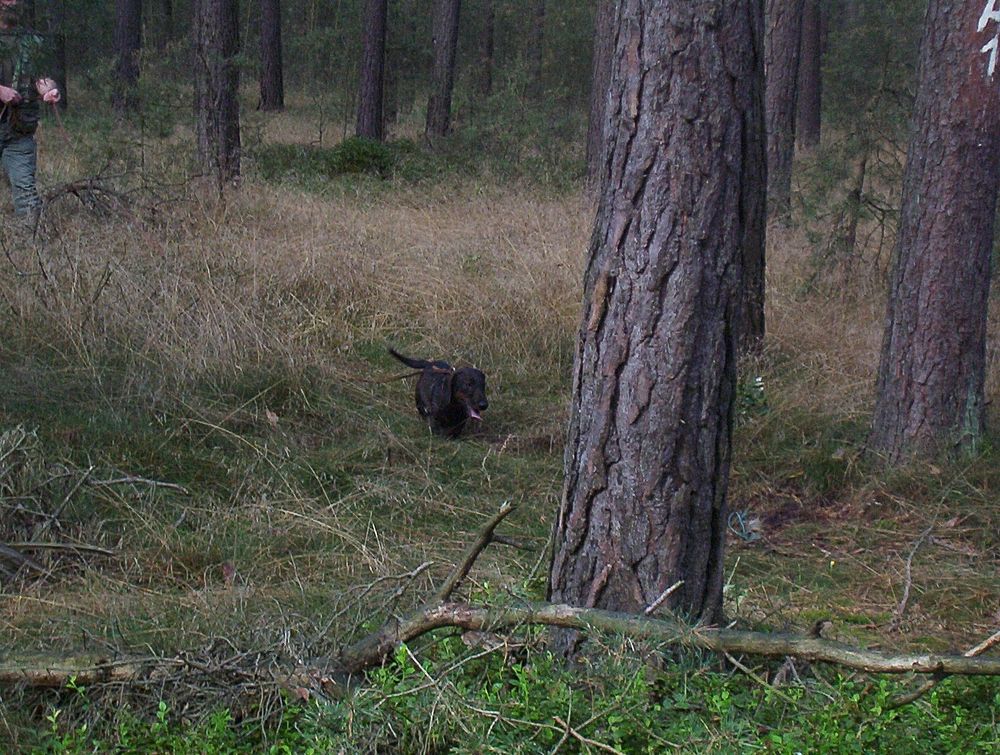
top-left (982, 34), bottom-right (999, 79)
top-left (980, 1), bottom-right (1000, 79)
top-left (980, 1), bottom-right (1000, 32)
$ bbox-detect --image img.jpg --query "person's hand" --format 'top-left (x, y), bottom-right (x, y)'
top-left (0, 85), bottom-right (21, 105)
top-left (36, 78), bottom-right (59, 103)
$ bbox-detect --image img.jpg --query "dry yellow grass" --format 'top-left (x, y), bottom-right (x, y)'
top-left (6, 178), bottom-right (587, 381)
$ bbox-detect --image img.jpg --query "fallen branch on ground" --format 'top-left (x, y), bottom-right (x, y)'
top-left (3, 503), bottom-right (999, 696)
top-left (43, 178), bottom-right (134, 217)
top-left (888, 628), bottom-right (1000, 708)
top-left (5, 602), bottom-right (1000, 694)
top-left (333, 601), bottom-right (1000, 677)
top-left (887, 525), bottom-right (933, 633)
top-left (0, 543), bottom-right (46, 574)
top-left (6, 542), bottom-right (116, 557)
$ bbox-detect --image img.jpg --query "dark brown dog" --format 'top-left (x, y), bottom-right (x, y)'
top-left (389, 348), bottom-right (489, 437)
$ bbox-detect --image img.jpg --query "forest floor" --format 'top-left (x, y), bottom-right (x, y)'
top-left (0, 102), bottom-right (998, 751)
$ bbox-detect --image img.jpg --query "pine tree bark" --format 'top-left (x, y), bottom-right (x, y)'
top-left (548, 0), bottom-right (765, 654)
top-left (765, 0), bottom-right (804, 216)
top-left (259, 0), bottom-right (284, 112)
top-left (426, 0), bottom-right (461, 140)
top-left (795, 0), bottom-right (821, 150)
top-left (355, 0), bottom-right (388, 140)
top-left (112, 0), bottom-right (142, 116)
top-left (869, 0), bottom-right (1000, 463)
top-left (585, 0), bottom-right (615, 186)
top-left (738, 4), bottom-right (768, 354)
top-left (194, 0), bottom-right (242, 189)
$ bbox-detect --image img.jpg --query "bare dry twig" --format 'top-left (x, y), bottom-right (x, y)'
top-left (644, 580), bottom-right (684, 616)
top-left (0, 543), bottom-right (46, 574)
top-left (553, 715), bottom-right (624, 755)
top-left (888, 628), bottom-right (1000, 708)
top-left (433, 500), bottom-right (516, 603)
top-left (887, 525), bottom-right (933, 633)
top-left (8, 542), bottom-right (116, 557)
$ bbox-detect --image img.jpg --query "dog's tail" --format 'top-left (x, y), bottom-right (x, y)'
top-left (389, 347), bottom-right (434, 370)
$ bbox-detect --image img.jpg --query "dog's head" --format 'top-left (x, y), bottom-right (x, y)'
top-left (451, 367), bottom-right (489, 422)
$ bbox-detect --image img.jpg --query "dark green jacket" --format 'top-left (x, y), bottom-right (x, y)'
top-left (0, 29), bottom-right (53, 139)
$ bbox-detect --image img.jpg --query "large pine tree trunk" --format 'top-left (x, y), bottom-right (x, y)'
top-left (764, 0), bottom-right (804, 216)
top-left (426, 0), bottom-right (461, 140)
top-left (548, 0), bottom-right (765, 654)
top-left (355, 0), bottom-right (388, 140)
top-left (194, 0), bottom-right (242, 189)
top-left (869, 0), bottom-right (1000, 463)
top-left (259, 0), bottom-right (284, 112)
top-left (585, 0), bottom-right (614, 186)
top-left (795, 0), bottom-right (821, 150)
top-left (113, 0), bottom-right (142, 116)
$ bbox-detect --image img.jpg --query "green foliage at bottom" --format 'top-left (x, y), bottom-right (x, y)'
top-left (33, 638), bottom-right (1000, 754)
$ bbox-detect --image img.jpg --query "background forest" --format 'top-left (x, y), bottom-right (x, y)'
top-left (1, 0), bottom-right (998, 752)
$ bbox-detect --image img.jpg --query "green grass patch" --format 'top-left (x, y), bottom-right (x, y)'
top-left (27, 638), bottom-right (1000, 753)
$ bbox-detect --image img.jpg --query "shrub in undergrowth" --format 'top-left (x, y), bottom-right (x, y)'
top-left (327, 137), bottom-right (395, 176)
top-left (252, 137), bottom-right (396, 183)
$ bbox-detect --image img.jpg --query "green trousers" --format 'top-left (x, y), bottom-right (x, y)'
top-left (0, 132), bottom-right (40, 217)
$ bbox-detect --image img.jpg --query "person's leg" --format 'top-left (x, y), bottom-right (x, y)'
top-left (0, 135), bottom-right (40, 219)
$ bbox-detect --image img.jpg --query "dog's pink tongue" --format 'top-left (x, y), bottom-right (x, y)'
top-left (468, 407), bottom-right (482, 421)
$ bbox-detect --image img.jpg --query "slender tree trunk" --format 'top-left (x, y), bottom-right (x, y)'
top-left (796, 0), bottom-right (821, 150)
top-left (548, 0), bottom-right (765, 655)
top-left (194, 0), bottom-right (242, 190)
top-left (356, 0), bottom-right (388, 140)
top-left (384, 46), bottom-right (399, 127)
top-left (738, 5), bottom-right (768, 353)
top-left (160, 0), bottom-right (174, 50)
top-left (113, 0), bottom-right (142, 116)
top-left (390, 0), bottom-right (419, 118)
top-left (46, 0), bottom-right (67, 110)
top-left (585, 0), bottom-right (614, 186)
top-left (527, 0), bottom-right (545, 96)
top-left (869, 0), bottom-right (1000, 463)
top-left (477, 0), bottom-right (495, 97)
top-left (765, 0), bottom-right (805, 217)
top-left (426, 0), bottom-right (461, 140)
top-left (837, 148), bottom-right (867, 291)
top-left (259, 0), bottom-right (284, 111)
